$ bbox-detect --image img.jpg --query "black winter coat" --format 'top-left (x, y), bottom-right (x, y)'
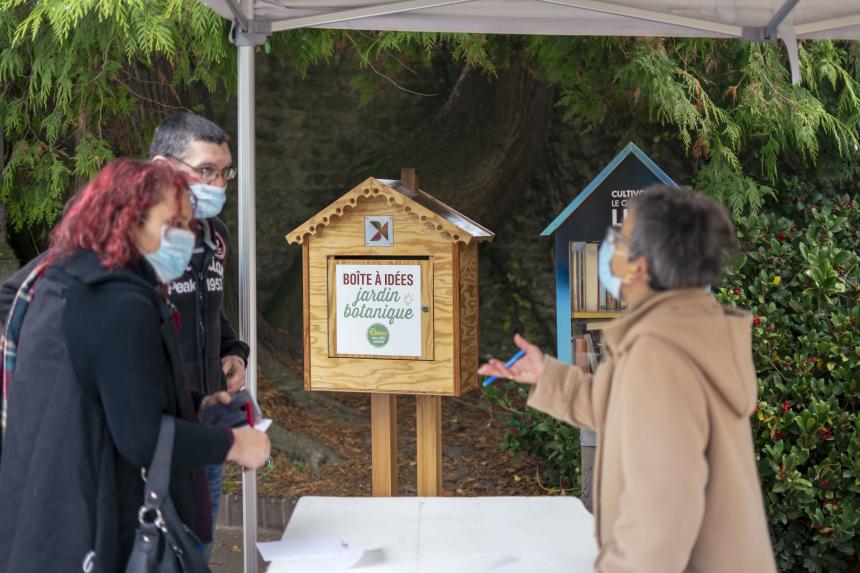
top-left (165, 218), bottom-right (249, 395)
top-left (0, 251), bottom-right (232, 573)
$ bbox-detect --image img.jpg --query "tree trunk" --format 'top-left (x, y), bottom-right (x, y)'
top-left (371, 64), bottom-right (554, 230)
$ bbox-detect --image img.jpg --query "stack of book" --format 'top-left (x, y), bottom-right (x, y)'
top-left (573, 330), bottom-right (602, 372)
top-left (569, 241), bottom-right (627, 312)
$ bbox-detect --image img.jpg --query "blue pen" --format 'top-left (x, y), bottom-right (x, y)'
top-left (482, 349), bottom-right (526, 387)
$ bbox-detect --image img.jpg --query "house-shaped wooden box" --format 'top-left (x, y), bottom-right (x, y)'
top-left (287, 170), bottom-right (494, 396)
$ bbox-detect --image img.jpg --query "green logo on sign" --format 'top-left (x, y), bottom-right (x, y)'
top-left (367, 323), bottom-right (390, 348)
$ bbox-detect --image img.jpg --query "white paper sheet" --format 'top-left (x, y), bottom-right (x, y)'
top-left (254, 418), bottom-right (273, 432)
top-left (257, 537), bottom-right (365, 569)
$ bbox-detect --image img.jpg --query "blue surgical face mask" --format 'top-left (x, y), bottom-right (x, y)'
top-left (144, 225), bottom-right (195, 283)
top-left (598, 239), bottom-right (623, 300)
top-left (189, 182), bottom-right (227, 219)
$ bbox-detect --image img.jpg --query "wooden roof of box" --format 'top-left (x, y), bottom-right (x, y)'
top-left (286, 176), bottom-right (494, 246)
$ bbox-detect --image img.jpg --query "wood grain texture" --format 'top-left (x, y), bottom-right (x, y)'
top-left (457, 242), bottom-right (480, 394)
top-left (371, 394), bottom-right (398, 497)
top-left (307, 196), bottom-right (456, 395)
top-left (303, 240), bottom-right (311, 391)
top-left (285, 178), bottom-right (481, 246)
top-left (452, 244), bottom-right (461, 395)
top-left (416, 395), bottom-right (442, 496)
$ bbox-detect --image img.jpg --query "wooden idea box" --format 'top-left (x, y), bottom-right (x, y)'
top-left (287, 169), bottom-right (494, 397)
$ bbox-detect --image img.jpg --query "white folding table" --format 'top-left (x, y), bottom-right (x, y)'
top-left (265, 496), bottom-right (596, 573)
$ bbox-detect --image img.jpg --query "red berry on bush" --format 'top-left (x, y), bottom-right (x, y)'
top-left (782, 400), bottom-right (790, 413)
top-left (819, 427), bottom-right (832, 440)
top-left (753, 316), bottom-right (762, 327)
top-left (776, 231), bottom-right (786, 241)
top-left (734, 287), bottom-right (741, 296)
top-left (773, 430), bottom-right (785, 440)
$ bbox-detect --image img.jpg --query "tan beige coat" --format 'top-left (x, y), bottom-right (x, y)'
top-left (528, 289), bottom-right (776, 572)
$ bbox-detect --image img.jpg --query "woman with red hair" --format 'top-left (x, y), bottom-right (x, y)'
top-left (0, 158), bottom-right (270, 572)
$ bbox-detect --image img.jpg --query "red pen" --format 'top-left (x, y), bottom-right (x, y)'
top-left (243, 403), bottom-right (254, 427)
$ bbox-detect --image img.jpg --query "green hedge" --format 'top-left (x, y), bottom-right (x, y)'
top-left (484, 188), bottom-right (859, 572)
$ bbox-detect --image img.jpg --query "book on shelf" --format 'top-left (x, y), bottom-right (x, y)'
top-left (584, 243), bottom-right (599, 312)
top-left (573, 331), bottom-right (603, 372)
top-left (570, 241), bottom-right (602, 312)
top-left (583, 331), bottom-right (599, 373)
top-left (605, 290), bottom-right (628, 312)
top-left (569, 242), bottom-right (586, 311)
top-left (573, 336), bottom-right (587, 370)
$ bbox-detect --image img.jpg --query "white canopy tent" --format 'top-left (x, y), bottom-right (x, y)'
top-left (194, 1), bottom-right (860, 571)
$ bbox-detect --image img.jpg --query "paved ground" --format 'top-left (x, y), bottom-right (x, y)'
top-left (210, 526), bottom-right (280, 573)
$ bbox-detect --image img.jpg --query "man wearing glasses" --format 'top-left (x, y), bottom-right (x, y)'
top-left (148, 113), bottom-right (249, 562)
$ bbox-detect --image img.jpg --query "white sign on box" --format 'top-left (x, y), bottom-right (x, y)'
top-left (335, 264), bottom-right (422, 357)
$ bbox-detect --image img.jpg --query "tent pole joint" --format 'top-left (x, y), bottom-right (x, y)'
top-left (742, 26), bottom-right (768, 42)
top-left (230, 19), bottom-right (271, 47)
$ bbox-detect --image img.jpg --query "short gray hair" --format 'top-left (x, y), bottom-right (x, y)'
top-left (148, 113), bottom-right (229, 159)
top-left (627, 185), bottom-right (737, 290)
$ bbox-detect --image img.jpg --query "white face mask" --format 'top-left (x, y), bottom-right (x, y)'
top-left (189, 182), bottom-right (227, 219)
top-left (144, 225), bottom-right (195, 283)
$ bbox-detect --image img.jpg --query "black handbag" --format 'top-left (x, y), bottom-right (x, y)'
top-left (125, 416), bottom-right (210, 573)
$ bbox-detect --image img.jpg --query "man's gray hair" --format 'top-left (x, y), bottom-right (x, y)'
top-left (628, 185), bottom-right (737, 290)
top-left (148, 113), bottom-right (229, 160)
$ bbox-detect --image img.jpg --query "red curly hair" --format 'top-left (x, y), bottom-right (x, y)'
top-left (50, 158), bottom-right (189, 269)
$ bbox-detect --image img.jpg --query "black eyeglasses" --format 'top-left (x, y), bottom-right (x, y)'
top-left (167, 155), bottom-right (237, 184)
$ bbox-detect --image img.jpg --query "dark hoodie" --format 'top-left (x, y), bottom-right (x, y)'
top-left (528, 289), bottom-right (776, 573)
top-left (0, 251), bottom-right (232, 572)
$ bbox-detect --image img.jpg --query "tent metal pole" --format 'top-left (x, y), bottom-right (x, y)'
top-left (537, 0), bottom-right (742, 36)
top-left (765, 0), bottom-right (800, 40)
top-left (269, 0), bottom-right (474, 32)
top-left (795, 14), bottom-right (860, 36)
top-left (237, 1), bottom-right (258, 572)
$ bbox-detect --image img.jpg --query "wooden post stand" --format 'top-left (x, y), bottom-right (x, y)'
top-left (416, 395), bottom-right (442, 496)
top-left (288, 167), bottom-right (493, 502)
top-left (371, 394), bottom-right (398, 497)
top-left (370, 394), bottom-right (443, 497)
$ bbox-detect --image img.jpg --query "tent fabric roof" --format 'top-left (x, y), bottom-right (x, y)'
top-left (285, 176), bottom-right (494, 245)
top-left (540, 142), bottom-right (677, 237)
top-left (203, 1), bottom-right (860, 40)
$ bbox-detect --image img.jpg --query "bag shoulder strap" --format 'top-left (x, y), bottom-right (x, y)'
top-left (142, 415), bottom-right (174, 512)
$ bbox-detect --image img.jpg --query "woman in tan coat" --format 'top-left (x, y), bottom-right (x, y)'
top-left (480, 186), bottom-right (777, 572)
